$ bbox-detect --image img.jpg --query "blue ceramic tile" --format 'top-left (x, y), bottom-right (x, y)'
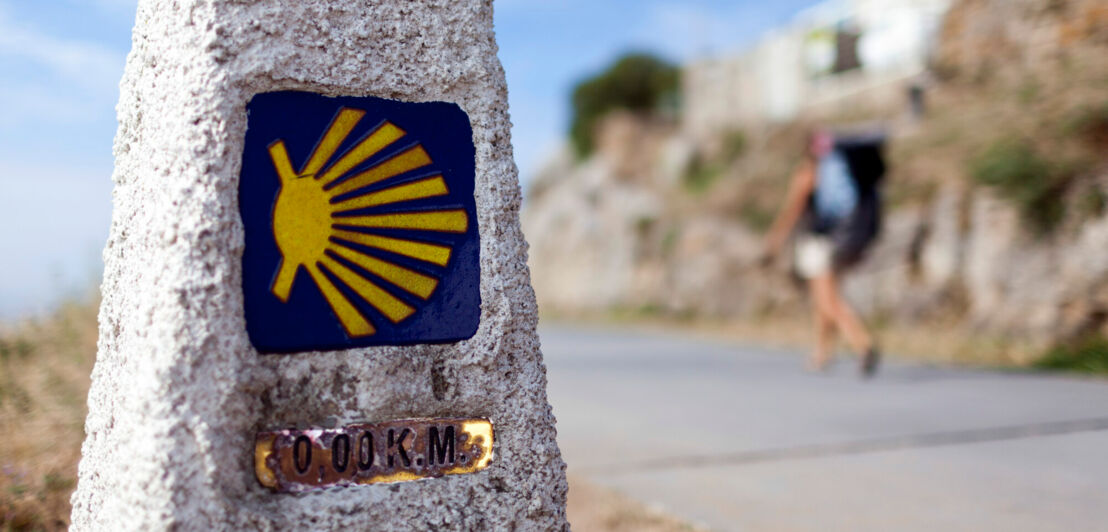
top-left (240, 91), bottom-right (480, 353)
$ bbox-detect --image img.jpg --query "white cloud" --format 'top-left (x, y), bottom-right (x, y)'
top-left (0, 82), bottom-right (107, 130)
top-left (0, 8), bottom-right (126, 93)
top-left (636, 2), bottom-right (784, 61)
top-left (90, 0), bottom-right (137, 11)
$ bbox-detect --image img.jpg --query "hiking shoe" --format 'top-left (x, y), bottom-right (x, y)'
top-left (861, 347), bottom-right (881, 378)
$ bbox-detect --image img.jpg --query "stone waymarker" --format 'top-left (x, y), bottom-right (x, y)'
top-left (71, 1), bottom-right (568, 530)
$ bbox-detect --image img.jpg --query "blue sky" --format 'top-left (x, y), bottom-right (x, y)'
top-left (0, 0), bottom-right (819, 317)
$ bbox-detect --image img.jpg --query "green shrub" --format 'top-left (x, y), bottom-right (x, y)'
top-left (1061, 101), bottom-right (1108, 146)
top-left (634, 215), bottom-right (657, 236)
top-left (681, 154), bottom-right (723, 194)
top-left (680, 129), bottom-right (748, 194)
top-left (1080, 187), bottom-right (1107, 219)
top-left (736, 199), bottom-right (774, 232)
top-left (722, 129), bottom-right (748, 161)
top-left (43, 472), bottom-right (75, 493)
top-left (969, 138), bottom-right (1067, 234)
top-left (569, 53), bottom-right (679, 158)
top-left (1016, 80), bottom-right (1040, 104)
top-left (1034, 335), bottom-right (1108, 374)
top-left (0, 338), bottom-right (35, 361)
top-left (661, 226), bottom-right (680, 257)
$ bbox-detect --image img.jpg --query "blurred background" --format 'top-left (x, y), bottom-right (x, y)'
top-left (2, 0), bottom-right (1107, 530)
top-left (523, 0), bottom-right (1108, 368)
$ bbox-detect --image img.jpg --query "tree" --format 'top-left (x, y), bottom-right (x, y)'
top-left (569, 52), bottom-right (679, 158)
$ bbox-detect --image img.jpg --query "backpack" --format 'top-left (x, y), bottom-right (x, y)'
top-left (829, 132), bottom-right (886, 269)
top-left (836, 132), bottom-right (887, 189)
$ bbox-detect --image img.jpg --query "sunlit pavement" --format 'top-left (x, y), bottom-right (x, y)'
top-left (541, 324), bottom-right (1108, 532)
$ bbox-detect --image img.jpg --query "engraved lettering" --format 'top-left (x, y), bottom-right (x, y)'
top-left (357, 430), bottom-right (374, 471)
top-left (256, 418), bottom-right (494, 491)
top-left (387, 429), bottom-right (395, 468)
top-left (428, 425), bottom-right (455, 466)
top-left (396, 428), bottom-right (412, 467)
top-left (293, 435), bottom-right (312, 475)
top-left (332, 433), bottom-right (350, 473)
top-left (387, 428), bottom-right (412, 468)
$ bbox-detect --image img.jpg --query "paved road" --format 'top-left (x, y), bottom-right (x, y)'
top-left (541, 324), bottom-right (1108, 532)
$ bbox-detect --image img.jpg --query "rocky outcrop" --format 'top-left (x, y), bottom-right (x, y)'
top-left (523, 114), bottom-right (806, 318)
top-left (935, 0), bottom-right (1108, 83)
top-left (526, 134), bottom-right (1108, 353)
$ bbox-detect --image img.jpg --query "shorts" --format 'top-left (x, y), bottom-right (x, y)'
top-left (794, 234), bottom-right (833, 279)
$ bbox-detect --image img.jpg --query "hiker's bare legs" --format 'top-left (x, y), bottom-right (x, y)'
top-left (809, 279), bottom-right (836, 370)
top-left (811, 272), bottom-right (872, 356)
top-left (833, 286), bottom-right (873, 354)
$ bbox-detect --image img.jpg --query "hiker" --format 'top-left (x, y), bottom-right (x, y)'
top-left (762, 128), bottom-right (884, 376)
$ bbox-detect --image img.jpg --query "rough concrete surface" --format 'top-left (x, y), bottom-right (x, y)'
top-left (70, 1), bottom-right (568, 529)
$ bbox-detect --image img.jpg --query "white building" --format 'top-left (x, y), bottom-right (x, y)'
top-left (682, 0), bottom-right (952, 138)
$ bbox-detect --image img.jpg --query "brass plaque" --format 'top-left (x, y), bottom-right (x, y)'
top-left (255, 418), bottom-right (493, 492)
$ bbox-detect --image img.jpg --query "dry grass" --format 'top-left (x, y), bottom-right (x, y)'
top-left (0, 301), bottom-right (98, 531)
top-left (566, 475), bottom-right (704, 532)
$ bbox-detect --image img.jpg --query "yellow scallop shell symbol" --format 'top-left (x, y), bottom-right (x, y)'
top-left (266, 107), bottom-right (467, 337)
